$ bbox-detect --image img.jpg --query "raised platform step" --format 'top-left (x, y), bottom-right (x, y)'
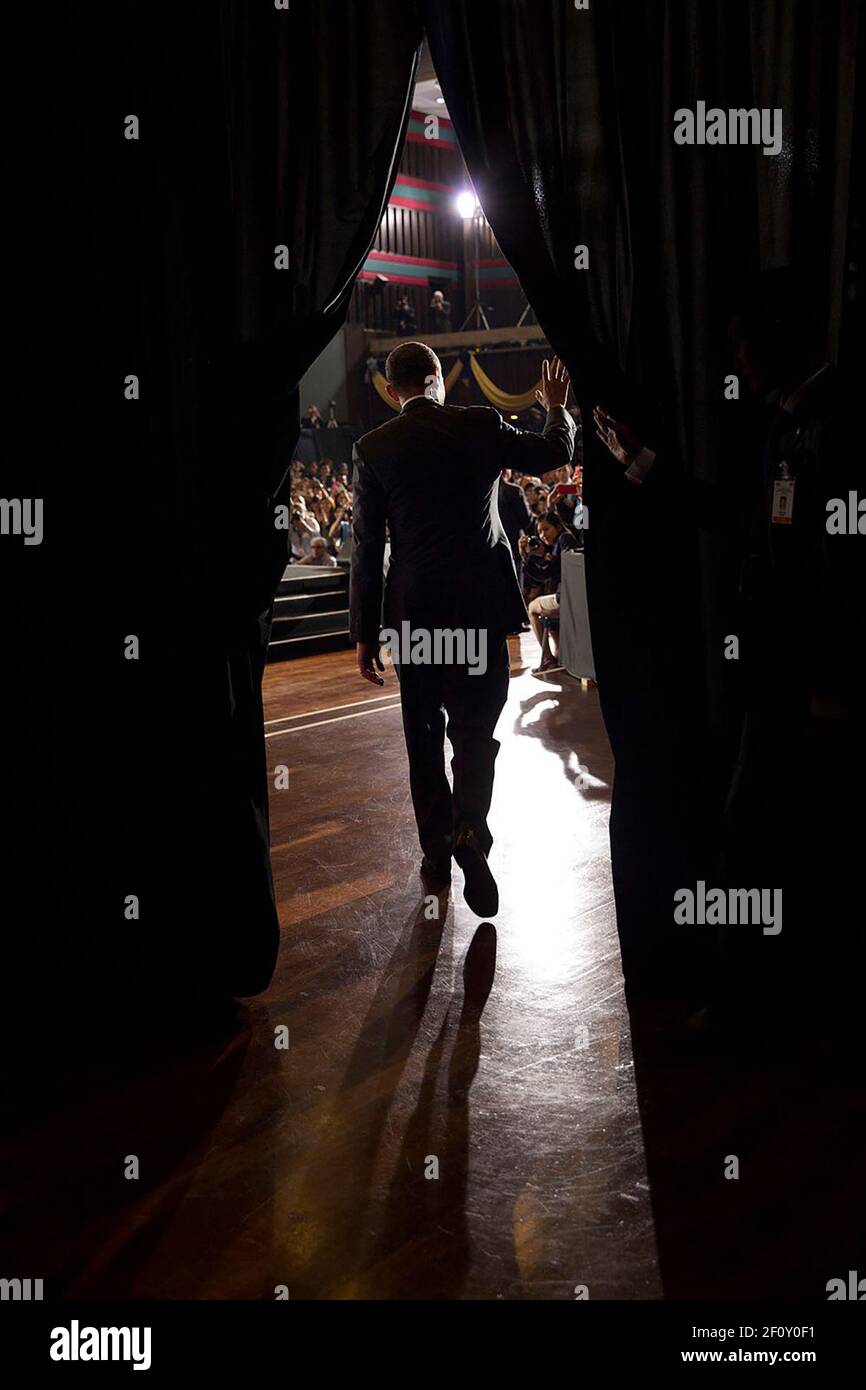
top-left (272, 607), bottom-right (349, 639)
top-left (277, 563), bottom-right (349, 593)
top-left (269, 564), bottom-right (352, 660)
top-left (267, 628), bottom-right (352, 662)
top-left (274, 587), bottom-right (348, 618)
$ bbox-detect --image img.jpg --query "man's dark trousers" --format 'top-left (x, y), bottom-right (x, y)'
top-left (396, 634), bottom-right (509, 862)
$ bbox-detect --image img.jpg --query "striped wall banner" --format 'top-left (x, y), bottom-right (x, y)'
top-left (405, 109), bottom-right (458, 150)
top-left (478, 258), bottom-right (521, 287)
top-left (389, 175), bottom-right (456, 213)
top-left (358, 249), bottom-right (459, 288)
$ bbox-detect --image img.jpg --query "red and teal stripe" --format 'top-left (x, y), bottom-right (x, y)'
top-left (358, 250), bottom-right (459, 288)
top-left (405, 110), bottom-right (458, 150)
top-left (389, 175), bottom-right (455, 213)
top-left (478, 258), bottom-right (520, 286)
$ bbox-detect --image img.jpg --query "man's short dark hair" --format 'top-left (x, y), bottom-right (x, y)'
top-left (385, 341), bottom-right (439, 396)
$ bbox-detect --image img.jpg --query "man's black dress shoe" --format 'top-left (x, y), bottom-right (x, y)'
top-left (420, 855), bottom-right (452, 886)
top-left (453, 827), bottom-right (499, 918)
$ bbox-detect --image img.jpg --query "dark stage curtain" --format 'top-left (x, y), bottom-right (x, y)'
top-left (50, 2), bottom-right (857, 1017)
top-left (423, 0), bottom-right (859, 983)
top-left (100, 2), bottom-right (424, 1002)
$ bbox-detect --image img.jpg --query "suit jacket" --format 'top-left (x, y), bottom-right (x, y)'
top-left (350, 398), bottom-right (575, 644)
top-left (611, 366), bottom-right (858, 708)
top-left (743, 364), bottom-right (858, 706)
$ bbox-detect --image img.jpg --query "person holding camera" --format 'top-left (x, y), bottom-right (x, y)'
top-left (289, 493), bottom-right (320, 561)
top-left (546, 469), bottom-right (586, 547)
top-left (309, 482), bottom-right (334, 532)
top-left (328, 488), bottom-right (354, 556)
top-left (520, 509), bottom-right (579, 673)
top-left (430, 289), bottom-right (452, 333)
top-left (394, 294), bottom-right (417, 337)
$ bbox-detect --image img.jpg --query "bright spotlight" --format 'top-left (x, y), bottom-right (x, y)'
top-left (455, 191), bottom-right (478, 219)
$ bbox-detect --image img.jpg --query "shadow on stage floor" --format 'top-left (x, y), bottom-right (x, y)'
top-left (3, 643), bottom-right (862, 1301)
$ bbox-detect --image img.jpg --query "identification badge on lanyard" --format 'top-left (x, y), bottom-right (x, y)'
top-left (771, 476), bottom-right (795, 525)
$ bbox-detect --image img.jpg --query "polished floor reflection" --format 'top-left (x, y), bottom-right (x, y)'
top-left (2, 638), bottom-right (659, 1300)
top-left (9, 640), bottom-right (859, 1300)
top-left (259, 637), bottom-right (658, 1299)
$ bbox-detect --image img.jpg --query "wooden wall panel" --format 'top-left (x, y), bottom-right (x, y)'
top-left (349, 123), bottom-right (465, 333)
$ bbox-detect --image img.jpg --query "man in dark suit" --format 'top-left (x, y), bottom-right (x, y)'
top-left (592, 269), bottom-right (861, 1017)
top-left (350, 341), bottom-right (574, 916)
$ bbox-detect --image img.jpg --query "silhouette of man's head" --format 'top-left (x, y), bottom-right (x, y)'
top-left (729, 267), bottom-right (825, 394)
top-left (385, 341), bottom-right (444, 406)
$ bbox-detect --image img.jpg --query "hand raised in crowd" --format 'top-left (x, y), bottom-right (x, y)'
top-left (536, 356), bottom-right (570, 411)
top-left (593, 406), bottom-right (643, 467)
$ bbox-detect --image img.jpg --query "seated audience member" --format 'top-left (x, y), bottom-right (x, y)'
top-left (299, 535), bottom-right (338, 568)
top-left (520, 508), bottom-right (560, 599)
top-left (289, 494), bottom-right (320, 560)
top-left (519, 510), bottom-right (579, 673)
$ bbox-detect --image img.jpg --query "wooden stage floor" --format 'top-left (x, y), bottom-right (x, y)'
top-left (254, 635), bottom-right (658, 1300)
top-left (4, 637), bottom-right (862, 1301)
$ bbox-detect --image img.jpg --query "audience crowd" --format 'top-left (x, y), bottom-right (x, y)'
top-left (288, 456), bottom-right (355, 563)
top-left (502, 459), bottom-right (585, 674)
